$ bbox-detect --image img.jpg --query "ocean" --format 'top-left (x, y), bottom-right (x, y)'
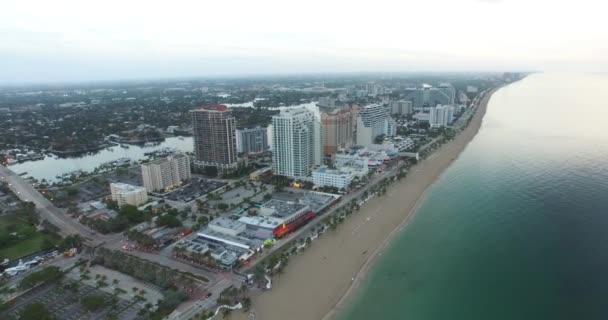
top-left (340, 73), bottom-right (608, 320)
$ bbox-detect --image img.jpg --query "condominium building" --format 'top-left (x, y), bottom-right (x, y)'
top-left (317, 97), bottom-right (336, 109)
top-left (321, 107), bottom-right (357, 158)
top-left (356, 104), bottom-right (396, 147)
top-left (405, 84), bottom-right (455, 110)
top-left (110, 183), bottom-right (148, 207)
top-left (190, 104), bottom-right (238, 170)
top-left (389, 100), bottom-right (414, 116)
top-left (272, 107), bottom-right (322, 179)
top-left (141, 154), bottom-right (191, 192)
top-left (429, 105), bottom-right (455, 128)
top-left (236, 127), bottom-right (268, 155)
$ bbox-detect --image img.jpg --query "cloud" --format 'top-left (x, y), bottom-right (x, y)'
top-left (0, 0), bottom-right (606, 83)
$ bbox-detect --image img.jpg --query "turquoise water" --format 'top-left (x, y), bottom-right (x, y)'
top-left (340, 74), bottom-right (608, 320)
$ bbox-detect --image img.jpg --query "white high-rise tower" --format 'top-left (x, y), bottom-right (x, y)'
top-left (271, 107), bottom-right (322, 179)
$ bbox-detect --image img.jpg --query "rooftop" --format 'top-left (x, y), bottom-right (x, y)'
top-left (110, 182), bottom-right (145, 192)
top-left (194, 104), bottom-right (229, 112)
top-left (209, 217), bottom-right (246, 231)
top-left (144, 153), bottom-right (188, 166)
top-left (261, 199), bottom-right (308, 219)
top-left (315, 166), bottom-right (351, 176)
top-left (197, 229), bottom-right (263, 251)
top-left (238, 215), bottom-right (285, 229)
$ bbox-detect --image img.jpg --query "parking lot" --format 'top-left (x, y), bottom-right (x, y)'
top-left (164, 178), bottom-right (226, 203)
top-left (0, 280), bottom-right (142, 320)
top-left (67, 265), bottom-right (165, 305)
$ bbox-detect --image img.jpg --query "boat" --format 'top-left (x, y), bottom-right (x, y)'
top-left (120, 144), bottom-right (130, 149)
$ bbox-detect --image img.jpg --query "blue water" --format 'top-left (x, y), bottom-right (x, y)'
top-left (340, 73), bottom-right (608, 320)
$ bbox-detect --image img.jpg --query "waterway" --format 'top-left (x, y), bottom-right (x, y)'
top-left (340, 73), bottom-right (608, 320)
top-left (10, 137), bottom-right (193, 183)
top-left (9, 100), bottom-right (320, 183)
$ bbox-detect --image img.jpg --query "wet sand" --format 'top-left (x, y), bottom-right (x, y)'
top-left (234, 90), bottom-right (497, 320)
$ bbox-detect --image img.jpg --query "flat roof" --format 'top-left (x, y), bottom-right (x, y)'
top-left (110, 182), bottom-right (145, 192)
top-left (209, 217), bottom-right (246, 231)
top-left (315, 167), bottom-right (351, 176)
top-left (238, 215), bottom-right (284, 229)
top-left (261, 199), bottom-right (308, 218)
top-left (197, 229), bottom-right (263, 251)
top-left (193, 104), bottom-right (229, 112)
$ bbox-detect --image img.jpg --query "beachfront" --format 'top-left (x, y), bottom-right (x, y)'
top-left (233, 88), bottom-right (498, 320)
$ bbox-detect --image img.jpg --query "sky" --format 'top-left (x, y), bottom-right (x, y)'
top-left (1, 0), bottom-right (607, 84)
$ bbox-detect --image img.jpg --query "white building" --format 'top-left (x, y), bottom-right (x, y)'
top-left (271, 107), bottom-right (323, 179)
top-left (317, 97), bottom-right (336, 109)
top-left (356, 104), bottom-right (395, 147)
top-left (389, 101), bottom-right (414, 116)
top-left (236, 127), bottom-right (268, 154)
top-left (312, 166), bottom-right (356, 190)
top-left (372, 137), bottom-right (416, 152)
top-left (429, 105), bottom-right (455, 128)
top-left (208, 217), bottom-right (247, 237)
top-left (110, 183), bottom-right (148, 207)
top-left (141, 154), bottom-right (191, 192)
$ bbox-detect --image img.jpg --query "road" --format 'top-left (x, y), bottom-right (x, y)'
top-left (241, 160), bottom-right (406, 272)
top-left (0, 165), bottom-right (112, 244)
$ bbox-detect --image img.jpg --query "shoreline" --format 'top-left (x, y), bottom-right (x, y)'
top-left (322, 87), bottom-right (499, 320)
top-left (234, 87), bottom-right (500, 320)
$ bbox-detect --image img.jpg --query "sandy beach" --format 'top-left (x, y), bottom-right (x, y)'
top-left (234, 89), bottom-right (497, 320)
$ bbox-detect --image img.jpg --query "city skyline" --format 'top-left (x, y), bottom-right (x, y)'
top-left (1, 0), bottom-right (606, 84)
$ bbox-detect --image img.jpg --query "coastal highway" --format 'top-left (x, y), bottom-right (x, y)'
top-left (0, 165), bottom-right (109, 243)
top-left (241, 159), bottom-right (406, 272)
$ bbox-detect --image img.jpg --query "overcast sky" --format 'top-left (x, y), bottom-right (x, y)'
top-left (1, 0), bottom-right (606, 84)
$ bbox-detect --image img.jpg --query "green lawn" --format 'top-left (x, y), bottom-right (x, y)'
top-left (0, 214), bottom-right (59, 260)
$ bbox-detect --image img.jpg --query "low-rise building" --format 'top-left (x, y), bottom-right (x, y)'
top-left (260, 199), bottom-right (310, 224)
top-left (208, 217), bottom-right (247, 237)
top-left (312, 166), bottom-right (356, 190)
top-left (110, 183), bottom-right (148, 207)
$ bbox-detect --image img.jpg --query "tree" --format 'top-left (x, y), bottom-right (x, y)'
top-left (119, 205), bottom-right (143, 223)
top-left (204, 166), bottom-right (218, 177)
top-left (242, 297), bottom-right (251, 311)
top-left (60, 234), bottom-right (84, 250)
top-left (156, 214), bottom-right (182, 228)
top-left (217, 203), bottom-right (229, 211)
top-left (197, 216), bottom-right (209, 225)
top-left (223, 308), bottom-right (232, 319)
top-left (19, 303), bottom-right (54, 320)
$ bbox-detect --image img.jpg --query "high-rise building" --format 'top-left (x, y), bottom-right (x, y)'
top-left (429, 105), bottom-right (455, 128)
top-left (389, 100), bottom-right (414, 116)
top-left (356, 104), bottom-right (395, 146)
top-left (317, 97), bottom-right (336, 109)
top-left (236, 127), bottom-right (268, 155)
top-left (272, 107), bottom-right (322, 179)
top-left (141, 154), bottom-right (191, 192)
top-left (321, 107), bottom-right (357, 158)
top-left (190, 104), bottom-right (238, 170)
top-left (405, 85), bottom-right (455, 110)
top-left (110, 183), bottom-right (148, 207)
